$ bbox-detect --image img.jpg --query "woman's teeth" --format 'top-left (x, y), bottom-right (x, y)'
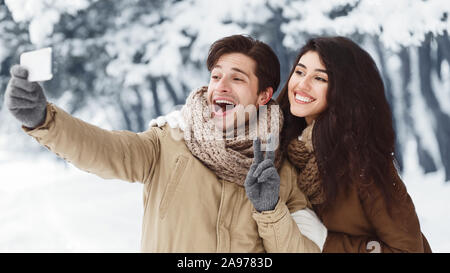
top-left (295, 94), bottom-right (315, 103)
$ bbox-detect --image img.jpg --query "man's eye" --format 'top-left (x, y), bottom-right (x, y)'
top-left (234, 78), bottom-right (243, 81)
top-left (211, 75), bottom-right (219, 79)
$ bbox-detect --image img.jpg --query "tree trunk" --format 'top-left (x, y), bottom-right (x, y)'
top-left (399, 47), bottom-right (437, 173)
top-left (162, 76), bottom-right (181, 105)
top-left (418, 33), bottom-right (450, 181)
top-left (437, 32), bottom-right (450, 80)
top-left (373, 36), bottom-right (404, 170)
top-left (258, 4), bottom-right (295, 96)
top-left (118, 93), bottom-right (133, 131)
top-left (131, 86), bottom-right (145, 131)
top-left (150, 77), bottom-right (162, 117)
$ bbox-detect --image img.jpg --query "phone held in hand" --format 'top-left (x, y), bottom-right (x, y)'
top-left (20, 47), bottom-right (53, 82)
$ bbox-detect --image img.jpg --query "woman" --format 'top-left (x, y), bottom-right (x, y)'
top-left (277, 36), bottom-right (431, 252)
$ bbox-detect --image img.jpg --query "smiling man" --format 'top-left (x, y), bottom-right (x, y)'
top-left (206, 47), bottom-right (273, 132)
top-left (208, 52), bottom-right (263, 130)
top-left (4, 35), bottom-right (325, 252)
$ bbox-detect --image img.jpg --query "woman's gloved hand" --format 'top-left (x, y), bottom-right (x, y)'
top-left (244, 137), bottom-right (280, 212)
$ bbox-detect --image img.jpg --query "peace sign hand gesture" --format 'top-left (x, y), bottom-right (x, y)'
top-left (244, 137), bottom-right (280, 212)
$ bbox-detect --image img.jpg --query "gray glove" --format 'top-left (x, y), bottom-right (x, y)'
top-left (4, 65), bottom-right (47, 128)
top-left (244, 137), bottom-right (280, 212)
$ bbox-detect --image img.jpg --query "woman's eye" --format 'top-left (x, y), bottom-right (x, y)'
top-left (295, 70), bottom-right (304, 76)
top-left (234, 78), bottom-right (243, 81)
top-left (211, 75), bottom-right (219, 79)
top-left (315, 76), bottom-right (328, 83)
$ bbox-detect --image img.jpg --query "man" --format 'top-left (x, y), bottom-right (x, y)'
top-left (4, 35), bottom-right (324, 252)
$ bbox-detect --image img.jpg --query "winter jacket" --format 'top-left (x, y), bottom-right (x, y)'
top-left (315, 171), bottom-right (432, 253)
top-left (24, 103), bottom-right (320, 253)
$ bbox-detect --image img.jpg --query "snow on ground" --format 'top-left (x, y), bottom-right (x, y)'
top-left (0, 154), bottom-right (143, 252)
top-left (404, 170), bottom-right (450, 252)
top-left (402, 138), bottom-right (450, 252)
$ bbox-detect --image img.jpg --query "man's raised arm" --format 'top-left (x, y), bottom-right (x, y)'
top-left (5, 65), bottom-right (160, 184)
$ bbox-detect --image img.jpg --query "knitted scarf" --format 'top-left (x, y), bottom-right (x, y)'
top-left (182, 86), bottom-right (284, 186)
top-left (286, 122), bottom-right (326, 205)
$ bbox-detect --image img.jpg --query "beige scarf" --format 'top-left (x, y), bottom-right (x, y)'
top-left (286, 122), bottom-right (326, 205)
top-left (182, 86), bottom-right (284, 186)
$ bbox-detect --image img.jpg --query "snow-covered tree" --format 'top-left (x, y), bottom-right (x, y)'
top-left (2, 0), bottom-right (450, 180)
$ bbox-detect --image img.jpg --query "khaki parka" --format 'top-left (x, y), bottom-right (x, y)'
top-left (24, 103), bottom-right (320, 253)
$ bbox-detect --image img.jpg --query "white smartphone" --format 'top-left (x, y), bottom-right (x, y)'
top-left (20, 47), bottom-right (53, 82)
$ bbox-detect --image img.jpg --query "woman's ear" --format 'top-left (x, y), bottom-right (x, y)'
top-left (258, 87), bottom-right (274, 106)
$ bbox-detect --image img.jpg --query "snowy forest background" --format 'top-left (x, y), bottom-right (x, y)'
top-left (1, 0), bottom-right (450, 252)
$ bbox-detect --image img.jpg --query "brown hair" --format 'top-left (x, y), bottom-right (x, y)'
top-left (207, 35), bottom-right (280, 94)
top-left (277, 36), bottom-right (397, 213)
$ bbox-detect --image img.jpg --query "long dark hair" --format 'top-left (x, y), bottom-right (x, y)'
top-left (277, 36), bottom-right (397, 212)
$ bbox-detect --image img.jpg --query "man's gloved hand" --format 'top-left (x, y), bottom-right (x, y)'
top-left (4, 65), bottom-right (47, 128)
top-left (244, 137), bottom-right (280, 212)
top-left (148, 108), bottom-right (186, 131)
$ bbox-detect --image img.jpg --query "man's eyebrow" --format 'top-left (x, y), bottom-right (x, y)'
top-left (231, 67), bottom-right (250, 78)
top-left (212, 65), bottom-right (250, 78)
top-left (297, 63), bottom-right (328, 74)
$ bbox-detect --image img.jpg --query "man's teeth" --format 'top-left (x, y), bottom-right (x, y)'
top-left (213, 99), bottom-right (236, 114)
top-left (215, 99), bottom-right (235, 106)
top-left (295, 94), bottom-right (315, 103)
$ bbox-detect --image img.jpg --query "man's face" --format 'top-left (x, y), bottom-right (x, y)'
top-left (207, 52), bottom-right (271, 131)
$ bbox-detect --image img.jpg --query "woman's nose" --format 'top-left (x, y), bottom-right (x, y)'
top-left (297, 76), bottom-right (311, 90)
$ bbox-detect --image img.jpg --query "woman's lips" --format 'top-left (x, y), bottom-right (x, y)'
top-left (293, 91), bottom-right (316, 104)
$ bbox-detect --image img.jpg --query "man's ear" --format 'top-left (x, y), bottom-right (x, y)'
top-left (257, 87), bottom-right (273, 106)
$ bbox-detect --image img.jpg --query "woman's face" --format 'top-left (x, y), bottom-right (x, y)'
top-left (288, 50), bottom-right (329, 125)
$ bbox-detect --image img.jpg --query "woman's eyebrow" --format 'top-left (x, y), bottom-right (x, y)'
top-left (297, 63), bottom-right (328, 74)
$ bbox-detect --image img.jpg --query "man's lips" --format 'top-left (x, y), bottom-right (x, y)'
top-left (213, 96), bottom-right (236, 105)
top-left (211, 96), bottom-right (237, 117)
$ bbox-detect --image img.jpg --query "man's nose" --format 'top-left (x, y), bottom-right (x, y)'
top-left (216, 76), bottom-right (231, 92)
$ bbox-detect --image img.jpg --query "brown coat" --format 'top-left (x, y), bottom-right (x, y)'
top-left (24, 103), bottom-right (320, 253)
top-left (315, 171), bottom-right (431, 253)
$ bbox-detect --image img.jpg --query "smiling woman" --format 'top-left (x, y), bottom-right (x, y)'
top-left (287, 51), bottom-right (329, 125)
top-left (277, 36), bottom-right (432, 253)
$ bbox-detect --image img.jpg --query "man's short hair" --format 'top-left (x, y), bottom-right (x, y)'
top-left (207, 35), bottom-right (280, 94)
